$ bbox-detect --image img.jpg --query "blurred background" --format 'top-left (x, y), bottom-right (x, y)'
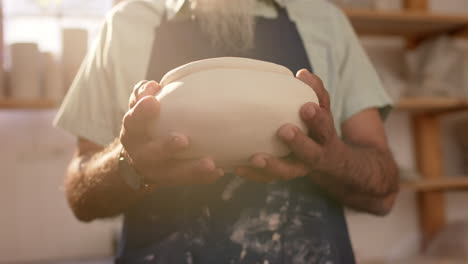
top-left (1, 0), bottom-right (468, 263)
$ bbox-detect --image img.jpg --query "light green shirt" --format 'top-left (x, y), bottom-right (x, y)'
top-left (54, 0), bottom-right (392, 146)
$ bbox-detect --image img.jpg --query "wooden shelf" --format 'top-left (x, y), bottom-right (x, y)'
top-left (2, 97), bottom-right (467, 112)
top-left (402, 177), bottom-right (468, 191)
top-left (396, 97), bottom-right (468, 113)
top-left (346, 0), bottom-right (468, 248)
top-left (344, 9), bottom-right (468, 38)
top-left (0, 99), bottom-right (57, 109)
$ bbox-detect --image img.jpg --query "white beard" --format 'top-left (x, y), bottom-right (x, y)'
top-left (191, 0), bottom-right (256, 52)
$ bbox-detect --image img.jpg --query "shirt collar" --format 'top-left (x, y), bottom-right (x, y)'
top-left (165, 0), bottom-right (187, 19)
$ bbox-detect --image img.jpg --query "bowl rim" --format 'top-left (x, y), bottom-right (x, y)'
top-left (160, 57), bottom-right (293, 87)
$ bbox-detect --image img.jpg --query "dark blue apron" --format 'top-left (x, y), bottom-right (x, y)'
top-left (116, 4), bottom-right (356, 264)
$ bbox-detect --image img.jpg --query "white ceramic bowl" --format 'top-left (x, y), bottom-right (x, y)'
top-left (155, 57), bottom-right (318, 170)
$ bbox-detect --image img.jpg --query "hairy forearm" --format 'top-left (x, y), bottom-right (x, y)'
top-left (312, 141), bottom-right (399, 215)
top-left (65, 139), bottom-right (147, 221)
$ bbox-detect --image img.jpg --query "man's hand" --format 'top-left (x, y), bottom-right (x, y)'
top-left (65, 80), bottom-right (225, 222)
top-left (235, 69), bottom-right (341, 182)
top-left (235, 70), bottom-right (399, 215)
top-left (120, 80), bottom-right (224, 187)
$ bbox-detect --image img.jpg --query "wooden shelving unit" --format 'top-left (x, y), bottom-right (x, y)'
top-left (1, 97), bottom-right (467, 112)
top-left (396, 97), bottom-right (468, 112)
top-left (344, 9), bottom-right (468, 38)
top-left (344, 0), bottom-right (468, 249)
top-left (402, 177), bottom-right (468, 192)
top-left (0, 99), bottom-right (57, 109)
top-left (2, 97), bottom-right (467, 112)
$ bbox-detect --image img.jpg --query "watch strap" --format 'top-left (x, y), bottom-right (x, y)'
top-left (118, 146), bottom-right (150, 191)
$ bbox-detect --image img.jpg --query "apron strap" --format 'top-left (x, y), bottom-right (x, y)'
top-left (272, 0), bottom-right (290, 20)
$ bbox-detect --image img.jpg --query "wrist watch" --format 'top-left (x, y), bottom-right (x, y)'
top-left (118, 146), bottom-right (150, 191)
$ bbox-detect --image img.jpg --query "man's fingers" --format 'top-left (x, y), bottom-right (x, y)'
top-left (141, 132), bottom-right (190, 161)
top-left (249, 154), bottom-right (309, 180)
top-left (129, 81), bottom-right (161, 109)
top-left (163, 132), bottom-right (190, 154)
top-left (296, 69), bottom-right (330, 109)
top-left (158, 158), bottom-right (224, 186)
top-left (122, 96), bottom-right (160, 143)
top-left (277, 124), bottom-right (323, 166)
top-left (123, 132), bottom-right (190, 177)
top-left (300, 103), bottom-right (332, 143)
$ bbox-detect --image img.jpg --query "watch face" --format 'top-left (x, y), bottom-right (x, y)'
top-left (119, 155), bottom-right (142, 190)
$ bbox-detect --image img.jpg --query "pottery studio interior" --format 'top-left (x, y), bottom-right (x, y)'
top-left (1, 0), bottom-right (468, 263)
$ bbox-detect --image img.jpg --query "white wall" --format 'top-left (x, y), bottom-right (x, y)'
top-left (0, 111), bottom-right (117, 263)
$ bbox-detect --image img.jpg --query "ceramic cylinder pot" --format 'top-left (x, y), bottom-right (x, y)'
top-left (10, 43), bottom-right (41, 99)
top-left (155, 57), bottom-right (319, 170)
